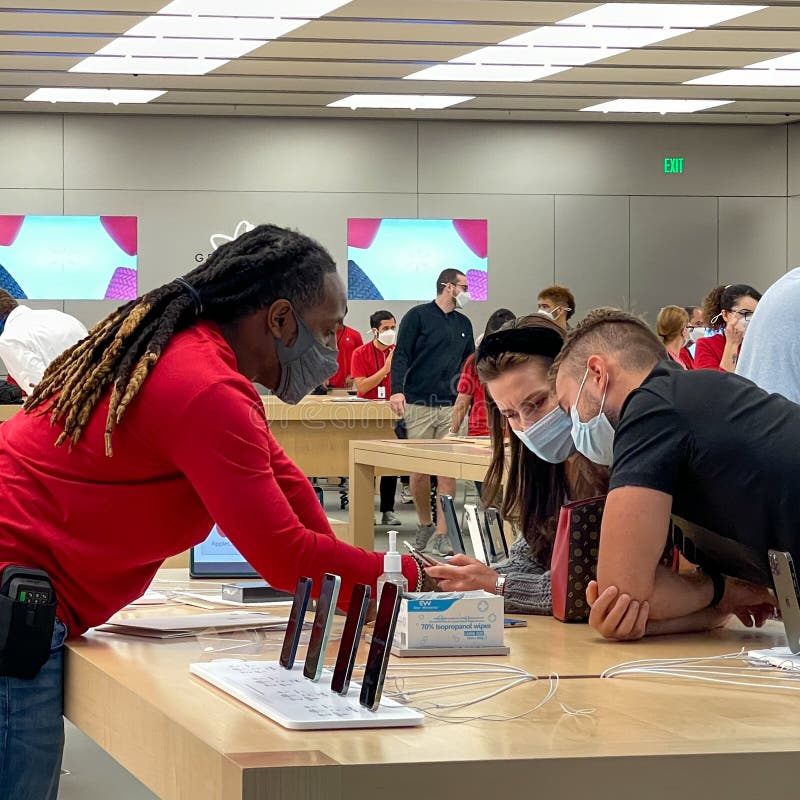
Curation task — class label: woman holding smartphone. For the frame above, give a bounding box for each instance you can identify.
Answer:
[425,314,608,614]
[0,224,431,798]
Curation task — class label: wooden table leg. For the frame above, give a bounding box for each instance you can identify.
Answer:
[349,446,376,551]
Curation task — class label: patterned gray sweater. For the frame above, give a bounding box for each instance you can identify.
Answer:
[495,536,552,616]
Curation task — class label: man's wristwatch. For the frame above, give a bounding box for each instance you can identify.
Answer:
[494,574,507,596]
[706,571,726,608]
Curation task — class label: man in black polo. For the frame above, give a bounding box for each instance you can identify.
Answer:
[552,308,780,641]
[390,268,474,555]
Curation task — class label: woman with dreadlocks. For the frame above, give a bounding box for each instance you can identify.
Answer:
[0,224,426,798]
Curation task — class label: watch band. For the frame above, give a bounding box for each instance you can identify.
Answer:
[494,574,507,596]
[706,571,726,608]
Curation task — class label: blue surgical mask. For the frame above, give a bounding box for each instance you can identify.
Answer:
[274,310,339,405]
[570,368,615,466]
[512,405,576,463]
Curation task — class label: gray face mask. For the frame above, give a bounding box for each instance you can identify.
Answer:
[274,310,339,405]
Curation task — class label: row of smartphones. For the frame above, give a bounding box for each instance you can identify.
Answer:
[278,574,402,711]
[439,495,509,564]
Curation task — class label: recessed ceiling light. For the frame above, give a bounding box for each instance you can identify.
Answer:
[97,36,264,60]
[582,98,733,113]
[563,3,764,28]
[405,3,764,83]
[25,88,165,104]
[159,0,347,16]
[328,94,474,110]
[125,14,305,41]
[70,56,224,75]
[70,0,350,76]
[451,45,628,68]
[408,64,568,82]
[687,52,800,86]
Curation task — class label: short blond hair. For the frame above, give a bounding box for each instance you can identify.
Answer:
[656,305,689,344]
[538,285,576,320]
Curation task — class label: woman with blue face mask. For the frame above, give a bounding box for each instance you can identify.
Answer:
[425,313,615,615]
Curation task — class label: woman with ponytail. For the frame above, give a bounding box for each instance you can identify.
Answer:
[0,224,426,797]
[695,283,761,372]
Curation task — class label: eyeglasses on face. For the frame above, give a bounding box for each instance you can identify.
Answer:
[731,309,754,321]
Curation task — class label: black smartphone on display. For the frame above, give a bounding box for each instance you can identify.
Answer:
[303,573,341,682]
[768,550,800,655]
[330,583,371,696]
[438,494,466,555]
[279,576,312,670]
[484,508,509,560]
[359,581,402,712]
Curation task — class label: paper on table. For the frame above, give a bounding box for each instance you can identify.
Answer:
[96,611,290,639]
[129,590,169,606]
[175,591,293,610]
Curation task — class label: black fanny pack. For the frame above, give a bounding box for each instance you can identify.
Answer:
[0,566,57,679]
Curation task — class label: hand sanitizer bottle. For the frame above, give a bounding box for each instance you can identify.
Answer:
[377,530,408,604]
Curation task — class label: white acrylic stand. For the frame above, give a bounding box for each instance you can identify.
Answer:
[190,659,424,730]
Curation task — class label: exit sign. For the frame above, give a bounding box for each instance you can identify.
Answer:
[664,157,684,174]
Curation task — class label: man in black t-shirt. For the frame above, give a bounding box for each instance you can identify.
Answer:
[390,268,474,555]
[551,308,779,641]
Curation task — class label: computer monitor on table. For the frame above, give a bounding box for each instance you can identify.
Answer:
[190,524,258,579]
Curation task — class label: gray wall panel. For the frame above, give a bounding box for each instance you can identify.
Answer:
[417,193,555,336]
[789,196,800,270]
[555,195,629,317]
[0,190,63,215]
[419,121,786,197]
[630,197,718,323]
[718,197,787,293]
[0,115,62,189]
[789,124,800,197]
[63,116,418,194]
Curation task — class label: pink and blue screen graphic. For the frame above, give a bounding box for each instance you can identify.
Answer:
[0,215,138,301]
[347,218,488,301]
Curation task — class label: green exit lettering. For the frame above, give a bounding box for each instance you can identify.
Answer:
[664,157,684,174]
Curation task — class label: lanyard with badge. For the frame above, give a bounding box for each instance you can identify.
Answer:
[373,345,388,399]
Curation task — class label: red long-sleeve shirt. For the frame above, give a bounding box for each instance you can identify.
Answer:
[0,322,417,636]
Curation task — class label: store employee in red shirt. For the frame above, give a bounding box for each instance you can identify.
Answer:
[327,317,363,389]
[351,310,401,525]
[0,224,426,799]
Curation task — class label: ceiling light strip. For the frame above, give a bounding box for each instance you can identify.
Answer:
[406,3,765,83]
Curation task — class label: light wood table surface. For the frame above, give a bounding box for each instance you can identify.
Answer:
[0,404,21,421]
[65,569,796,800]
[349,438,492,549]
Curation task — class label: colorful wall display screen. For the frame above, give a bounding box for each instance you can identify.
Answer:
[347,218,488,301]
[0,215,138,300]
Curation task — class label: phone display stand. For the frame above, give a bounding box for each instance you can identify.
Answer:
[190,659,424,731]
[364,633,509,659]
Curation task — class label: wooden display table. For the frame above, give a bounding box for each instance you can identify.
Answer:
[349,438,493,549]
[64,569,796,800]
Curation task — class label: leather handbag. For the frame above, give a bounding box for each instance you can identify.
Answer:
[551,495,605,623]
[551,496,680,623]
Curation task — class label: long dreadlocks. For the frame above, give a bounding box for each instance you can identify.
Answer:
[24,224,337,456]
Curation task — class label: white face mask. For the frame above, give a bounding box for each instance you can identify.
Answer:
[570,368,616,466]
[689,327,706,344]
[455,290,471,309]
[538,308,559,322]
[376,329,396,346]
[512,405,576,464]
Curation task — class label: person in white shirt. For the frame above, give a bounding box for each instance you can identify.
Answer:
[0,290,88,394]
[736,267,800,404]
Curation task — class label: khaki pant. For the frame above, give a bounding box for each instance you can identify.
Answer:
[404,404,454,440]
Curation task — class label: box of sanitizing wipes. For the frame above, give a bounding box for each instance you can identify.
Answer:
[395,591,504,649]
